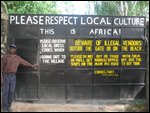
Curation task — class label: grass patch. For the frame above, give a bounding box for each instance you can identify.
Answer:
[125,100,149,112]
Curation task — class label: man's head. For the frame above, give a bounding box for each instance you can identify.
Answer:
[9,44,17,54]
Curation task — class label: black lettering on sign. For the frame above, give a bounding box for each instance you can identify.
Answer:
[68,39,94,52]
[69,54,93,67]
[94,54,119,67]
[10,15,79,25]
[40,54,66,64]
[39,38,66,65]
[113,17,145,27]
[10,15,145,27]
[121,53,146,68]
[90,28,121,36]
[39,39,66,53]
[122,39,144,52]
[95,39,120,52]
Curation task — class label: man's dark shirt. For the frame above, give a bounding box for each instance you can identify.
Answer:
[1,54,32,74]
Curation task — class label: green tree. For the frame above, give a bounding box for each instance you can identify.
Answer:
[56,1,75,14]
[4,1,58,14]
[94,1,149,19]
[94,1,119,15]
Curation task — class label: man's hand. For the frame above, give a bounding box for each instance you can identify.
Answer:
[32,64,39,70]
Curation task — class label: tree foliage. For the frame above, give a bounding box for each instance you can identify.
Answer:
[4,1,149,20]
[56,1,75,14]
[94,1,119,16]
[4,1,58,14]
[94,1,149,19]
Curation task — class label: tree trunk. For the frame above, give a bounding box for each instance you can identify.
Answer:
[146,21,149,111]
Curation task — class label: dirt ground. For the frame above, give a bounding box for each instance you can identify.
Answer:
[9,102,129,112]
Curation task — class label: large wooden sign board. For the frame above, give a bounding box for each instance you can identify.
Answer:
[9,15,146,101]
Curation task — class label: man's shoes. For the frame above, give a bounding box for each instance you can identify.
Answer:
[2,108,13,112]
[8,108,13,112]
[2,109,9,112]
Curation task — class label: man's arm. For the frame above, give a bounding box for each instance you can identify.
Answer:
[19,57,38,69]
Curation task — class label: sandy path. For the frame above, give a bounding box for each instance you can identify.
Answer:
[10,102,129,112]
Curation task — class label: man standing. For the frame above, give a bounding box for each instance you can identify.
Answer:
[1,44,38,112]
